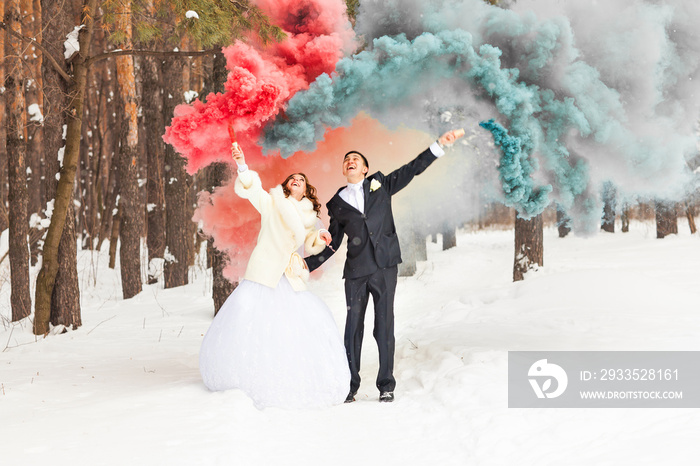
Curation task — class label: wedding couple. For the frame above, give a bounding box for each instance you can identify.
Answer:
[199,129,465,409]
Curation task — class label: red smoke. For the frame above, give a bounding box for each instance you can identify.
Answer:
[196,113,432,281]
[164,1,437,282]
[163,0,358,280]
[163,0,356,174]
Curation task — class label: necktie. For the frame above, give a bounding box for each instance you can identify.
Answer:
[351,184,364,213]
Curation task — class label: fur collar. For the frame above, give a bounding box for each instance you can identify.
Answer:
[270,186,317,246]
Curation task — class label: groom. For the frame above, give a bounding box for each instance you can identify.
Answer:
[305,129,465,403]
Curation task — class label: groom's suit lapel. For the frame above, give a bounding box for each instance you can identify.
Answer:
[362,178,373,214]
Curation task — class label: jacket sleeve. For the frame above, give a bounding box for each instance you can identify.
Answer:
[304,228,328,256]
[234,169,270,213]
[305,204,344,272]
[381,148,438,196]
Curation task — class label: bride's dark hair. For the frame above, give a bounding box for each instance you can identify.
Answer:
[281,173,322,217]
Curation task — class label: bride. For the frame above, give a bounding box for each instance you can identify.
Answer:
[199,143,350,409]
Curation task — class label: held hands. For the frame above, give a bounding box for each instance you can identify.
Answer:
[319,231,332,246]
[438,128,466,148]
[231,142,245,166]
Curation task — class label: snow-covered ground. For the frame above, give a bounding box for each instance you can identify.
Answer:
[2,221,699,465]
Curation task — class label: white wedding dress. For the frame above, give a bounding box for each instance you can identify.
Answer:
[199,275,350,409]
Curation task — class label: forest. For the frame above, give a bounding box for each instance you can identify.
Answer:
[1,0,698,338]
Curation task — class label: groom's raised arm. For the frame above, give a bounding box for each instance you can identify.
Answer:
[381,143,444,196]
[383,129,464,195]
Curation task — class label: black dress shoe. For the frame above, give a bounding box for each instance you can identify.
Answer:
[345,391,357,403]
[379,391,394,402]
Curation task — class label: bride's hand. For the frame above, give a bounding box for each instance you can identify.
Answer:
[231,143,245,166]
[320,231,332,246]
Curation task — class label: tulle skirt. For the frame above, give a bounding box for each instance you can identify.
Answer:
[199,276,350,409]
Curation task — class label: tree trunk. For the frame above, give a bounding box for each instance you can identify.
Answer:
[5,0,32,321]
[621,204,630,233]
[33,0,97,335]
[556,206,571,238]
[109,207,121,269]
[414,229,427,261]
[199,50,236,313]
[0,202,8,232]
[51,209,81,329]
[685,202,697,235]
[207,164,236,314]
[114,0,142,299]
[23,0,44,265]
[0,0,6,213]
[513,212,543,282]
[142,55,166,284]
[96,70,119,251]
[601,182,616,233]
[163,54,189,289]
[655,200,678,239]
[398,225,417,277]
[442,224,457,250]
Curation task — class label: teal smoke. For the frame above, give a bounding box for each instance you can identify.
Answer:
[478,119,551,217]
[262,1,699,230]
[263,30,598,221]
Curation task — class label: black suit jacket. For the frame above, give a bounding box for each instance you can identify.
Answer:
[306,147,438,279]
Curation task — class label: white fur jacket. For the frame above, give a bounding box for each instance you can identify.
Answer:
[234,169,327,291]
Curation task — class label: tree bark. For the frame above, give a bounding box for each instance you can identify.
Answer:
[621,203,630,233]
[36,0,82,332]
[114,0,143,299]
[109,207,120,269]
[601,182,616,233]
[556,206,571,238]
[655,200,678,239]
[142,55,166,284]
[51,209,81,329]
[23,0,44,265]
[0,0,6,212]
[163,54,189,288]
[199,50,236,313]
[685,202,696,235]
[442,224,456,250]
[513,212,543,282]
[0,201,8,232]
[5,0,32,321]
[33,0,96,335]
[96,66,119,251]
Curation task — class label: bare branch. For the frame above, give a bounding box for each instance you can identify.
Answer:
[87,48,220,66]
[0,20,73,83]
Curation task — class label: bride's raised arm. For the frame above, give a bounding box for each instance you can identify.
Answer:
[232,144,270,213]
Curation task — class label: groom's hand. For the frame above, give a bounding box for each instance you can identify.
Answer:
[438,128,466,147]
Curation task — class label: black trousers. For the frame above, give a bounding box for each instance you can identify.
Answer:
[344,266,398,393]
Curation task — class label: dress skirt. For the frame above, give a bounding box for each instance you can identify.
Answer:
[199,276,350,409]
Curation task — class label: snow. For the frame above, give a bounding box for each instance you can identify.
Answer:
[186,10,200,20]
[184,90,199,103]
[57,146,65,167]
[1,221,700,465]
[27,103,43,123]
[63,25,84,60]
[163,246,177,263]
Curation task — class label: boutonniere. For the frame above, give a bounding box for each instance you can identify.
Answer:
[369,179,382,192]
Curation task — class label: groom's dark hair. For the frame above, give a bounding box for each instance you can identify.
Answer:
[344,150,369,170]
